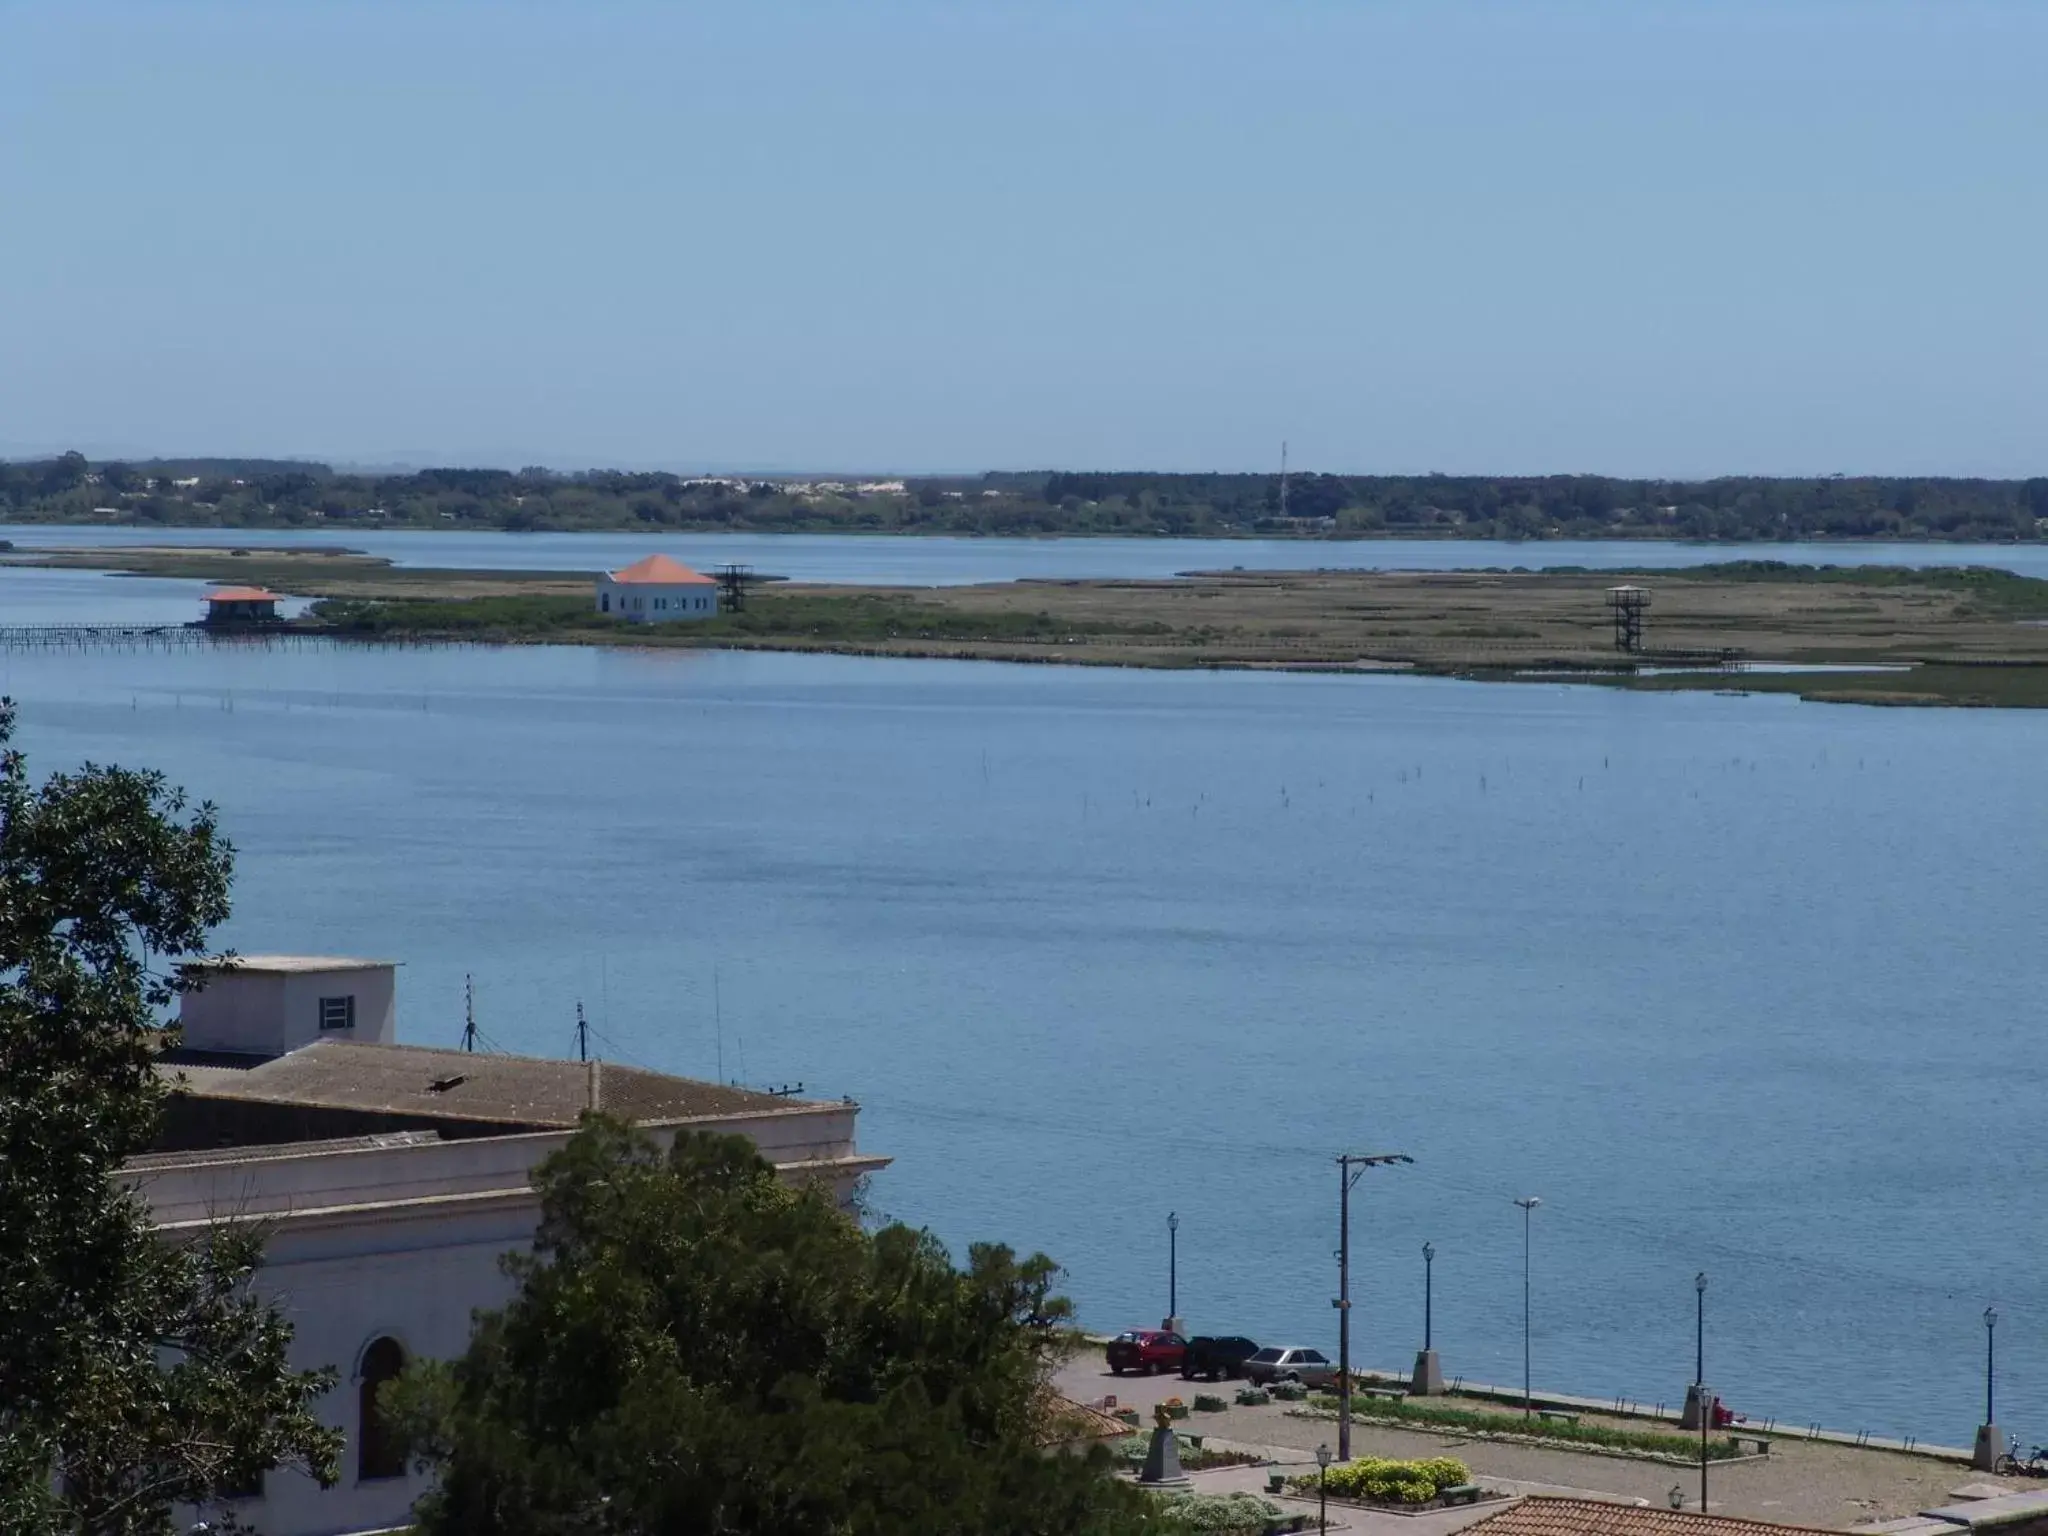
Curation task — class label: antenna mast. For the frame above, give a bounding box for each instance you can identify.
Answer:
[461,974,476,1052]
[575,1001,589,1063]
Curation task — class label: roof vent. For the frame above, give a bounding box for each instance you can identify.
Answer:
[426,1073,468,1094]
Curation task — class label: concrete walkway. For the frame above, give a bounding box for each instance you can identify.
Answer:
[1059,1358,2006,1530]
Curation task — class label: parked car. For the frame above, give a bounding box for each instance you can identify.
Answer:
[1180,1335,1262,1381]
[1241,1346,1337,1388]
[1105,1329,1186,1375]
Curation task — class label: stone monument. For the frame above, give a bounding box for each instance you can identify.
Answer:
[1137,1401,1192,1490]
[1411,1346,1445,1396]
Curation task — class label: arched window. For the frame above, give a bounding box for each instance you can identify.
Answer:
[357,1336,407,1481]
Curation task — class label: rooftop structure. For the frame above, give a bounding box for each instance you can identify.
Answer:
[1466,1497,1835,1536]
[201,586,282,626]
[176,954,396,1061]
[595,553,721,622]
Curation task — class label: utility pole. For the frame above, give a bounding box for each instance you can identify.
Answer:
[461,974,476,1052]
[1335,1151,1413,1461]
[575,1001,589,1063]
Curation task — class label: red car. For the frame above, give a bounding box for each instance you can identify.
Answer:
[1106,1329,1186,1375]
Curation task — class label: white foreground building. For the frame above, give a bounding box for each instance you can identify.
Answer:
[594,552,720,621]
[134,957,886,1536]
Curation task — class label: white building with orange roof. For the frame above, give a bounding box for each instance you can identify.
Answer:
[594,552,720,622]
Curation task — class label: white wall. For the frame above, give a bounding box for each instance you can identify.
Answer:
[142,1103,884,1536]
[592,576,720,622]
[180,965,396,1057]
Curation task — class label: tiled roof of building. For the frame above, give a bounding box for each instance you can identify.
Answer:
[158,1039,812,1128]
[607,554,716,585]
[1465,1498,1837,1536]
[204,586,281,602]
[1036,1393,1134,1448]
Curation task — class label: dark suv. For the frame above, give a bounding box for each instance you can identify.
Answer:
[1180,1335,1261,1381]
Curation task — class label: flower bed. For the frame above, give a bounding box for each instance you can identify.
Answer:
[1287,1455,1471,1507]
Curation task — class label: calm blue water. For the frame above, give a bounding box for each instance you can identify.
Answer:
[7,523,2048,586]
[3,637,2042,1450]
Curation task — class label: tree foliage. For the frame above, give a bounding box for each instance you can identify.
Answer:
[0,700,341,1534]
[394,1117,1146,1536]
[4,452,2046,541]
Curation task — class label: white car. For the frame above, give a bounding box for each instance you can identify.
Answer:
[1241,1346,1337,1388]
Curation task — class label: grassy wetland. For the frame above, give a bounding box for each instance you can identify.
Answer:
[12,544,2048,707]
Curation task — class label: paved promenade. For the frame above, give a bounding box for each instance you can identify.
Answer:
[1054,1358,2006,1530]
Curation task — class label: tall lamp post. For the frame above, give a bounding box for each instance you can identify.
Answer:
[1696,1272,1709,1513]
[1335,1152,1413,1461]
[1412,1242,1444,1395]
[1514,1197,1541,1418]
[1316,1443,1332,1534]
[1166,1212,1179,1329]
[1975,1306,2002,1471]
[1425,1242,1436,1350]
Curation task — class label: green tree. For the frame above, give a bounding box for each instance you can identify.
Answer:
[394,1117,1146,1536]
[0,700,341,1535]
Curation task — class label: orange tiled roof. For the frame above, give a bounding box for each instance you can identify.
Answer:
[1465,1498,1836,1536]
[1035,1392,1134,1447]
[607,554,715,585]
[204,587,280,602]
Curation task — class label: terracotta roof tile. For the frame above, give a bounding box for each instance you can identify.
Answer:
[1466,1497,1836,1536]
[607,554,716,585]
[158,1039,810,1127]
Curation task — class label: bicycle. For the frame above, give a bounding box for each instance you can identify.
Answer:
[1993,1437,2048,1477]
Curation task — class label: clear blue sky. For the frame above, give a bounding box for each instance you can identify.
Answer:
[3,2,2042,477]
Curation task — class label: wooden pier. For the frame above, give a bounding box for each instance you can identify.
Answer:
[0,623,464,653]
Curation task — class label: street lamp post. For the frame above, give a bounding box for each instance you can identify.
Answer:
[1334,1152,1413,1460]
[1412,1242,1445,1395]
[1514,1198,1541,1418]
[1976,1307,2002,1471]
[1167,1212,1179,1329]
[1317,1443,1333,1534]
[1696,1272,1709,1513]
[1424,1242,1436,1352]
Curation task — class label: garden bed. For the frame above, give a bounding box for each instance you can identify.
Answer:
[1294,1393,1747,1463]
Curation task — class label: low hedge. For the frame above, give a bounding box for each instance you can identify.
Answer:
[1150,1491,1304,1534]
[1304,1394,1742,1460]
[1288,1455,1469,1505]
[1193,1394,1229,1413]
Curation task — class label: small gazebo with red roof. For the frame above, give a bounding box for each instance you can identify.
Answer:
[201,586,283,627]
[594,553,720,623]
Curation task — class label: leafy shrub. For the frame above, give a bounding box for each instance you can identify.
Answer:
[1234,1386,1271,1407]
[1193,1393,1228,1413]
[1151,1490,1295,1533]
[1272,1381,1307,1402]
[1291,1455,1470,1505]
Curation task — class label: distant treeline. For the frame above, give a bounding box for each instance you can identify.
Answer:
[4,451,2046,541]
